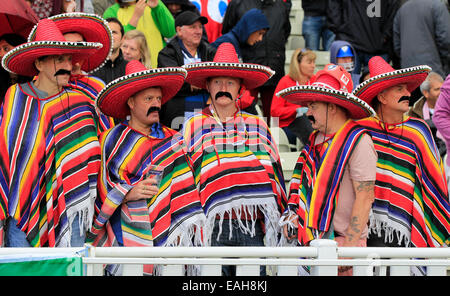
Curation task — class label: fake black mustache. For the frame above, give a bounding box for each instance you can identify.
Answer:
[54,69,72,76]
[307,115,316,123]
[147,106,161,116]
[398,96,410,103]
[215,91,233,101]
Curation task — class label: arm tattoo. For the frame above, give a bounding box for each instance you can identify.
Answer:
[355,180,375,193]
[347,217,360,242]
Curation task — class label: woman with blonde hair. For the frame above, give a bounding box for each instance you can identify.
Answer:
[271,48,316,146]
[121,29,152,69]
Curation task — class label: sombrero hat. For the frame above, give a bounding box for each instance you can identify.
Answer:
[183,42,274,90]
[28,13,113,74]
[353,56,431,105]
[96,60,187,119]
[276,64,375,119]
[1,18,102,77]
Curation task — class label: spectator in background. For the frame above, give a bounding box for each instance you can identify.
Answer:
[93,18,129,85]
[103,0,176,68]
[211,8,269,61]
[221,0,291,122]
[30,0,94,18]
[0,34,32,103]
[121,29,152,68]
[92,0,115,15]
[433,75,450,195]
[393,0,450,105]
[327,0,400,75]
[408,72,446,157]
[301,0,334,51]
[163,0,198,17]
[157,11,216,130]
[271,48,315,147]
[329,40,360,89]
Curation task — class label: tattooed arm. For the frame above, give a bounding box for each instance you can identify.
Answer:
[344,180,375,247]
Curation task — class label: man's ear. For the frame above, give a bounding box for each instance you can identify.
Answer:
[127,96,134,110]
[377,91,387,105]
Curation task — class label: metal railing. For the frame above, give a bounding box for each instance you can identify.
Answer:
[82,239,450,276]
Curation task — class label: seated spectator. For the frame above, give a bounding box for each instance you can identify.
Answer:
[157,11,216,130]
[330,40,360,89]
[408,72,446,157]
[92,17,129,85]
[271,48,316,146]
[121,29,152,68]
[211,8,269,61]
[103,0,176,68]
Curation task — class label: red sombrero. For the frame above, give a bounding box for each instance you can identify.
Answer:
[1,18,102,77]
[276,64,375,119]
[183,42,274,90]
[28,13,113,74]
[96,60,187,119]
[352,56,431,105]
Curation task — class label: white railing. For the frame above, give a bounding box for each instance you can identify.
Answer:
[82,239,450,276]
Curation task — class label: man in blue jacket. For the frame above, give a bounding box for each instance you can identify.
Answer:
[211,8,269,61]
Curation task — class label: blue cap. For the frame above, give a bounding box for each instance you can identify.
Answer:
[336,45,354,58]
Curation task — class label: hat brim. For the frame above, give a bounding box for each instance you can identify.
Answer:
[1,41,103,77]
[353,65,431,105]
[96,67,187,119]
[29,13,113,73]
[183,62,274,90]
[277,85,376,119]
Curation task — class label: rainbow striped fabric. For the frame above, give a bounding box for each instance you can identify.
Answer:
[357,116,450,247]
[0,83,101,247]
[87,122,205,249]
[287,120,369,245]
[182,107,287,246]
[69,75,115,133]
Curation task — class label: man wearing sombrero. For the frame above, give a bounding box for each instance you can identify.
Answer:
[277,64,377,275]
[88,60,206,275]
[0,18,103,247]
[354,56,450,253]
[27,12,115,132]
[182,42,287,276]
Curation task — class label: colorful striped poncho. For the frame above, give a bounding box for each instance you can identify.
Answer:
[69,75,115,133]
[286,120,370,245]
[87,122,206,250]
[357,116,450,247]
[0,82,101,247]
[182,107,287,246]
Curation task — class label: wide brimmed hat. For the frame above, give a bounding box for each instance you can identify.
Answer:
[28,13,113,73]
[1,18,102,77]
[96,60,187,119]
[183,42,274,90]
[353,56,431,105]
[276,64,375,119]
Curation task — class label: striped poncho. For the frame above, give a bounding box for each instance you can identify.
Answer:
[87,122,205,250]
[286,120,370,245]
[69,75,115,133]
[357,116,450,247]
[182,107,287,246]
[0,82,101,247]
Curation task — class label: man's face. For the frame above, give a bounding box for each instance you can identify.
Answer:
[108,21,123,52]
[64,32,85,74]
[423,79,443,103]
[378,83,411,114]
[206,76,241,109]
[127,87,162,127]
[121,38,141,62]
[35,54,73,86]
[246,29,267,46]
[306,101,330,134]
[0,39,14,60]
[176,20,203,48]
[336,56,354,72]
[167,3,182,15]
